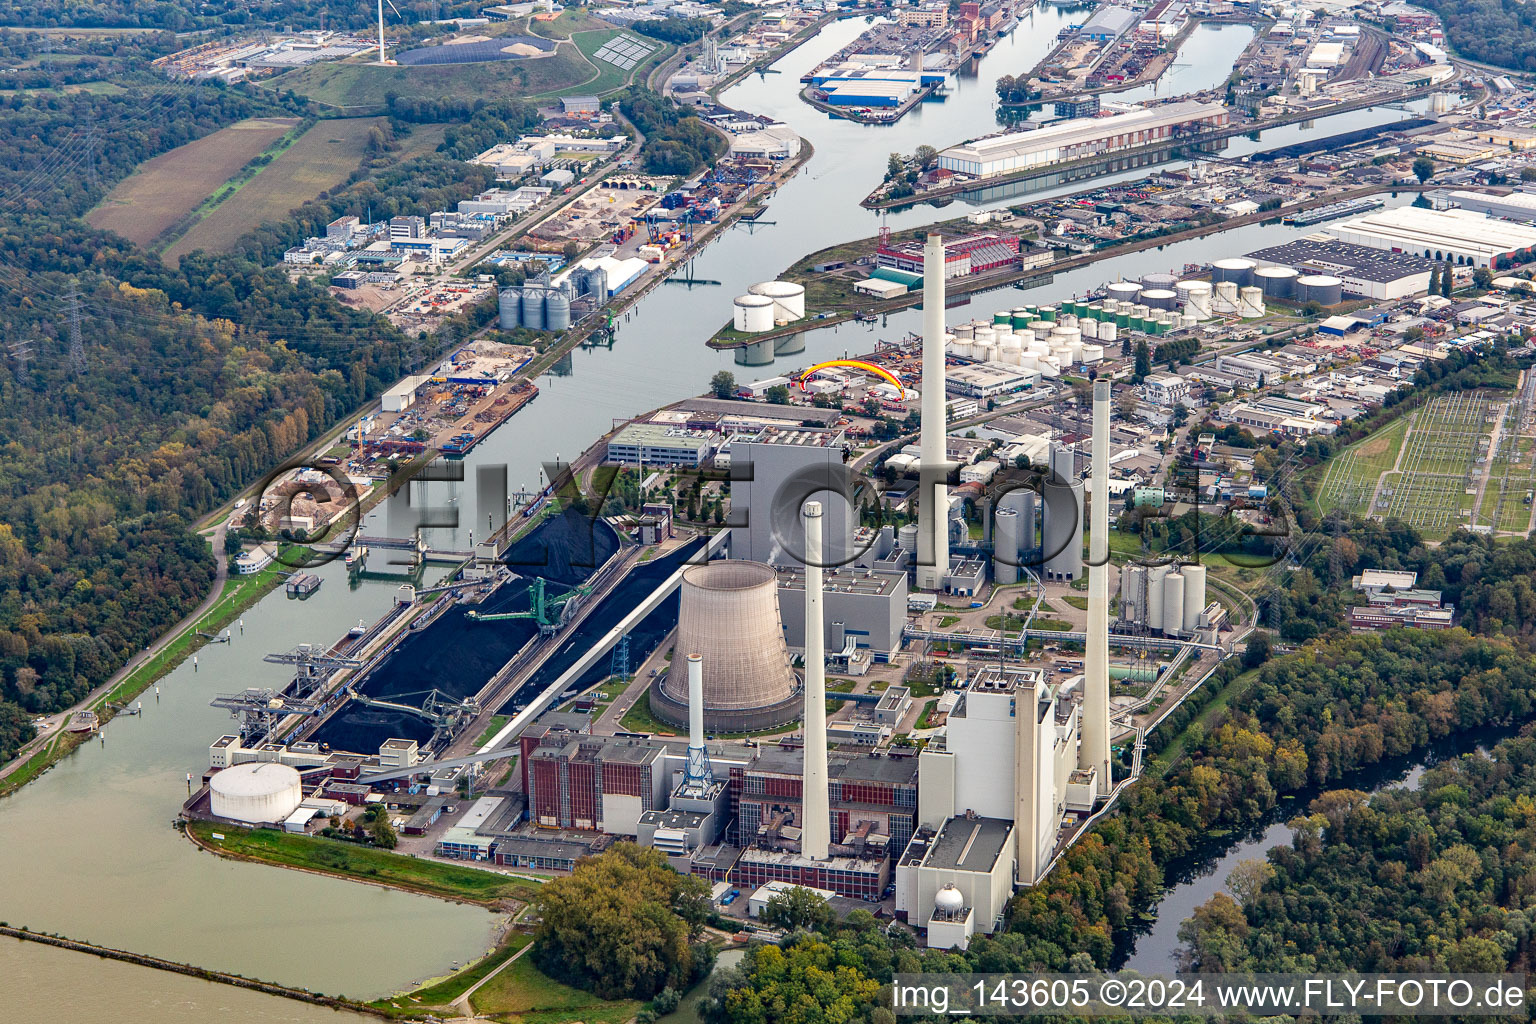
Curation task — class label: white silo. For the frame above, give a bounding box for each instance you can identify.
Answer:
[1146,563,1170,631]
[1181,563,1207,633]
[1081,343,1104,364]
[210,762,303,824]
[1162,571,1185,635]
[750,280,806,321]
[994,506,1021,584]
[733,294,774,333]
[1081,317,1100,340]
[1119,563,1146,624]
[1100,322,1118,345]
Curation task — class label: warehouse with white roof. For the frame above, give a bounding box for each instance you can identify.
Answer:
[1325,206,1536,269]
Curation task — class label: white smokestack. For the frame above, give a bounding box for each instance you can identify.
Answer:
[687,653,704,752]
[377,0,386,64]
[1082,379,1112,789]
[801,500,830,860]
[916,233,949,592]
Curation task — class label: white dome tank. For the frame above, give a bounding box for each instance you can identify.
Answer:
[1239,286,1265,318]
[1106,281,1141,304]
[974,326,997,347]
[974,341,997,363]
[1080,318,1100,340]
[749,280,806,321]
[733,294,774,333]
[1215,280,1239,307]
[1021,354,1041,371]
[210,762,303,824]
[1182,281,1213,319]
[935,884,966,918]
[1059,314,1079,329]
[1015,329,1036,346]
[954,323,975,340]
[1100,323,1118,343]
[1001,332,1023,354]
[1080,343,1104,364]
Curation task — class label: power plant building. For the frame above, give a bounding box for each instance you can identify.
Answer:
[727,428,854,568]
[774,565,908,661]
[937,101,1228,179]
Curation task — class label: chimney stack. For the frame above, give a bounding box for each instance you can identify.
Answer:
[916,233,950,592]
[682,652,714,791]
[1082,380,1112,789]
[801,500,830,860]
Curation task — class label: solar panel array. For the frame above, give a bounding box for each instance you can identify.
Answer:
[592,34,656,71]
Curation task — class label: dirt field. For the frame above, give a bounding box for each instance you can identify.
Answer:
[163,118,385,264]
[85,117,299,247]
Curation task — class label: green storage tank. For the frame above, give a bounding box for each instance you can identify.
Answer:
[1011,314,1032,329]
[1038,306,1057,321]
[993,312,1012,326]
[1116,312,1130,328]
[1110,665,1161,682]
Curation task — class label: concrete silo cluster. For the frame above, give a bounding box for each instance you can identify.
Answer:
[1117,561,1208,636]
[498,283,572,332]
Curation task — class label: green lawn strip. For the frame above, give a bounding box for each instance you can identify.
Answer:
[186,821,540,905]
[988,613,1072,631]
[475,715,510,747]
[470,947,640,1021]
[372,933,534,1016]
[1061,595,1090,611]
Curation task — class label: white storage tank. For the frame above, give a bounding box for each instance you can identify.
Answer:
[1001,332,1023,356]
[1021,354,1041,371]
[1100,322,1118,344]
[1080,343,1104,364]
[733,294,775,333]
[1067,341,1083,364]
[211,762,303,824]
[1015,329,1036,346]
[1162,571,1185,635]
[749,280,806,321]
[497,288,520,330]
[1146,563,1169,631]
[994,507,1021,585]
[1181,563,1207,633]
[1141,288,1178,310]
[975,326,997,347]
[521,287,546,331]
[545,289,571,331]
[1059,314,1079,329]
[1051,326,1081,344]
[1080,318,1100,339]
[974,341,997,363]
[1181,281,1213,319]
[1214,280,1240,310]
[1107,281,1141,305]
[1131,303,1151,320]
[954,323,976,340]
[1239,286,1265,318]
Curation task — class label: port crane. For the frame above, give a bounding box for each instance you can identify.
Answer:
[345,688,481,749]
[210,687,331,744]
[264,643,365,697]
[465,577,595,634]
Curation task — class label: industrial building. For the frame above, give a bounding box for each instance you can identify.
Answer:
[876,232,1022,279]
[1142,372,1189,407]
[1440,189,1536,224]
[774,565,908,661]
[896,817,1015,951]
[1117,561,1210,636]
[937,101,1228,179]
[1246,238,1434,300]
[650,561,803,732]
[945,361,1039,398]
[727,427,853,567]
[1325,206,1536,269]
[604,423,714,466]
[525,735,670,834]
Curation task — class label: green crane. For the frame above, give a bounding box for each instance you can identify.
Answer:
[466,577,595,634]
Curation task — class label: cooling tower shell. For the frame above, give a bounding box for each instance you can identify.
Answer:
[652,561,801,731]
[733,294,775,333]
[497,288,521,330]
[210,762,302,824]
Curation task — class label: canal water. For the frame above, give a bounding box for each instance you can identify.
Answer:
[0,10,1451,1015]
[1118,728,1504,973]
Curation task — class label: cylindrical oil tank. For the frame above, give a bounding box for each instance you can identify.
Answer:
[1253,265,1299,300]
[1015,329,1036,346]
[974,326,997,347]
[1101,298,1121,315]
[974,341,997,364]
[1059,314,1079,329]
[749,280,806,321]
[1162,571,1185,635]
[1085,302,1105,320]
[1215,280,1239,308]
[1130,302,1150,319]
[1042,478,1084,581]
[1051,326,1081,344]
[211,762,303,824]
[1119,563,1146,624]
[1182,281,1213,319]
[1080,343,1104,364]
[1146,563,1170,631]
[1000,331,1023,355]
[1239,286,1265,318]
[497,288,520,330]
[954,322,975,340]
[1029,319,1052,333]
[1141,272,1178,292]
[899,523,919,552]
[993,311,1013,326]
[521,287,546,331]
[1114,311,1130,328]
[1100,322,1118,344]
[1295,274,1343,306]
[1038,306,1058,321]
[1141,288,1178,310]
[544,289,571,331]
[1067,341,1084,364]
[1081,318,1100,340]
[1181,562,1207,633]
[1107,281,1141,305]
[994,506,1021,585]
[1212,257,1256,287]
[733,293,774,333]
[658,561,800,730]
[1021,354,1041,371]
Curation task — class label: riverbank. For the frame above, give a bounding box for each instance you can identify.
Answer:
[707,181,1437,349]
[184,820,541,909]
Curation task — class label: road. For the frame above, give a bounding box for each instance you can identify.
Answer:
[0,522,230,785]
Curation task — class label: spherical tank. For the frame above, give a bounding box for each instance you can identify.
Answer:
[935,885,966,918]
[733,294,775,333]
[656,561,800,731]
[497,288,521,330]
[521,287,546,331]
[749,280,806,321]
[1162,572,1185,635]
[544,289,572,331]
[210,762,302,824]
[1212,257,1257,287]
[1181,563,1207,633]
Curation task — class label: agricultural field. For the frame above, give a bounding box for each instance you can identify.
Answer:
[162,118,384,263]
[84,116,299,247]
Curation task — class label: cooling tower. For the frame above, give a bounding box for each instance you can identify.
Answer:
[652,561,801,731]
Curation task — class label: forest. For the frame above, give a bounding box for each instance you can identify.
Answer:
[1413,0,1536,72]
[0,0,487,31]
[617,87,728,177]
[1180,730,1536,976]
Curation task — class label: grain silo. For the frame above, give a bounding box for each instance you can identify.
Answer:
[545,289,572,331]
[497,288,521,330]
[652,561,801,732]
[521,287,546,331]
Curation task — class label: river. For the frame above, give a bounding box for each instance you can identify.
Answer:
[0,9,1452,1016]
[1118,729,1504,973]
